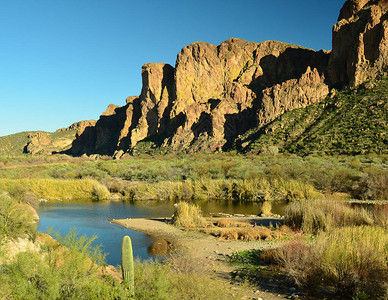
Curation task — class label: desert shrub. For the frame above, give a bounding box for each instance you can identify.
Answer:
[169,272,245,300]
[285,199,373,234]
[0,192,36,240]
[171,202,208,229]
[275,240,320,291]
[134,260,171,300]
[350,167,388,200]
[167,253,202,275]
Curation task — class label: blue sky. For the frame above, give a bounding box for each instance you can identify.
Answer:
[0,0,344,136]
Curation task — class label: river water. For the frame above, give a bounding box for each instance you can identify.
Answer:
[37,200,286,266]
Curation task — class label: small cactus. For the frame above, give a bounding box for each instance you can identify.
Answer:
[121,235,134,295]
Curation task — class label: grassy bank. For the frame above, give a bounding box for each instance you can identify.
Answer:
[0,178,109,201]
[0,153,386,202]
[124,178,320,202]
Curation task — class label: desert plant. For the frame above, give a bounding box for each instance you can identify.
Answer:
[121,236,135,295]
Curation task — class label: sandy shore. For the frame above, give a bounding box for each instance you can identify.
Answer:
[111,217,292,300]
[111,217,283,259]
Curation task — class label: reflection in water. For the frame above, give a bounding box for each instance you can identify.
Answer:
[148,239,170,256]
[198,201,286,216]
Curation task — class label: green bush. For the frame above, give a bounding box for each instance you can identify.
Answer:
[0,230,132,299]
[0,192,36,240]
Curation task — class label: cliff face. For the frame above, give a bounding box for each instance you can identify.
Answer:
[168,39,329,150]
[328,0,388,87]
[69,0,387,156]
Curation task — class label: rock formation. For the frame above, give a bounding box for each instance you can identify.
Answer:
[67,0,387,156]
[24,132,52,154]
[56,120,97,135]
[329,0,388,87]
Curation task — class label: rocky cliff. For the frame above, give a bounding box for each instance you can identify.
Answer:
[329,0,388,87]
[69,0,387,157]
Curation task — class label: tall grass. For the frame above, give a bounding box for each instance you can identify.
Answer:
[284,199,374,234]
[171,202,208,229]
[0,178,109,200]
[277,226,388,299]
[124,178,320,202]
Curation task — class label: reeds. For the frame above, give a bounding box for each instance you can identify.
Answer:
[284,199,374,234]
[171,202,208,229]
[0,178,110,200]
[124,178,320,202]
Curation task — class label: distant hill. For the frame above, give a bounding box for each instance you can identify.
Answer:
[0,130,77,156]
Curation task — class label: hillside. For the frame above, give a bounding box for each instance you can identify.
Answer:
[236,76,388,155]
[0,130,77,156]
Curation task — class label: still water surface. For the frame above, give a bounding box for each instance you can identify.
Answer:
[37,200,286,266]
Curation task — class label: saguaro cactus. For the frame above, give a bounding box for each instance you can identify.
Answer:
[121,235,134,294]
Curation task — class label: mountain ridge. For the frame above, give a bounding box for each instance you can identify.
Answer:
[2,0,387,157]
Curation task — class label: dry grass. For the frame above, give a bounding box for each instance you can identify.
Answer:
[217,226,273,241]
[171,202,208,229]
[215,219,251,228]
[373,204,388,228]
[272,225,292,239]
[260,201,272,215]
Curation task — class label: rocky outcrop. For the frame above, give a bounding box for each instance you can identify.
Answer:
[56,120,97,135]
[68,0,386,156]
[329,0,388,87]
[71,63,175,156]
[24,129,80,155]
[24,132,52,154]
